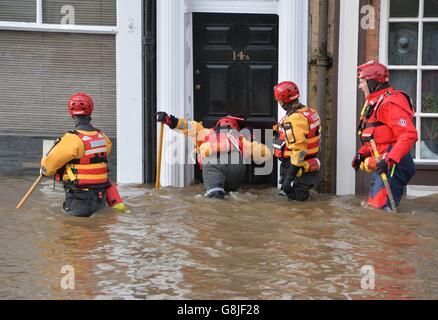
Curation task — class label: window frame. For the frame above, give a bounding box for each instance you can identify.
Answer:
[0,0,117,34]
[380,0,438,164]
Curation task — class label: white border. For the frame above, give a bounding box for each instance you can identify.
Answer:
[157,0,309,187]
[336,0,360,195]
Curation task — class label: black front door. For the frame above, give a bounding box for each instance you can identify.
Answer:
[193,13,278,184]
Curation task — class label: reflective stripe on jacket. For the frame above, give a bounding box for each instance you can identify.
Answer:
[273,106,321,166]
[61,131,109,186]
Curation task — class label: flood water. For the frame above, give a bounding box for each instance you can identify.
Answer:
[1,175,438,300]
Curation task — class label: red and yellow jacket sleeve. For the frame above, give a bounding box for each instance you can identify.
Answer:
[174,118,211,148]
[241,138,271,163]
[40,131,112,176]
[283,113,309,166]
[41,133,85,176]
[378,102,418,163]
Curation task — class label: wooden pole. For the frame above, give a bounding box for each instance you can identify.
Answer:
[156,122,164,190]
[16,175,44,209]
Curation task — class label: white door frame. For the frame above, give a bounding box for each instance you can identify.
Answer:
[336,0,360,195]
[157,0,309,187]
[116,0,144,184]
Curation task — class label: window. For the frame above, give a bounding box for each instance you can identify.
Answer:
[0,0,36,22]
[0,31,116,137]
[383,0,438,162]
[0,1,116,26]
[0,0,117,175]
[43,0,116,26]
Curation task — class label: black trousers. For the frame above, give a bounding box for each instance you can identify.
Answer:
[63,185,107,217]
[202,152,246,196]
[280,159,320,201]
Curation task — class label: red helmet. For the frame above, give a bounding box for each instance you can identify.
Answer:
[274,81,300,104]
[68,93,94,116]
[357,61,389,83]
[215,116,242,130]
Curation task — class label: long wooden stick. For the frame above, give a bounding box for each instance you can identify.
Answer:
[156,122,164,190]
[16,175,44,209]
[369,140,397,213]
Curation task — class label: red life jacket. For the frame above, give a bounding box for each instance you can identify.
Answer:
[273,107,321,159]
[58,131,109,187]
[358,88,415,145]
[197,128,244,167]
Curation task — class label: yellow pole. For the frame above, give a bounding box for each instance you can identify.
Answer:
[156,122,164,190]
[369,139,397,213]
[16,175,44,209]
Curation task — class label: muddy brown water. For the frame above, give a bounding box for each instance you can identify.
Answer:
[1,175,438,300]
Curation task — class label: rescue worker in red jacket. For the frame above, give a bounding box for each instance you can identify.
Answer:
[41,93,129,217]
[352,61,418,210]
[273,81,321,201]
[156,112,271,199]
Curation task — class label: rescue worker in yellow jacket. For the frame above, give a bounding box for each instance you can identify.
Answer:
[41,93,129,217]
[273,81,321,201]
[156,113,271,199]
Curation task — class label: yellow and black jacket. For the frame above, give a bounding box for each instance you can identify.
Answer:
[41,130,112,187]
[273,105,321,167]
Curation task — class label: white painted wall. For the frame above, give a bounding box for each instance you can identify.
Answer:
[277,0,309,119]
[116,0,144,183]
[336,0,360,195]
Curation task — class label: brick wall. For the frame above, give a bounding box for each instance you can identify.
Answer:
[360,0,380,63]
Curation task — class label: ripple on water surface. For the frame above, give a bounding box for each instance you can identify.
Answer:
[0,176,437,299]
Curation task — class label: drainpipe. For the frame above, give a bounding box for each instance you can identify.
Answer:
[144,0,157,183]
[316,0,330,193]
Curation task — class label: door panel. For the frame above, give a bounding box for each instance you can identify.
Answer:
[206,64,230,114]
[249,65,275,115]
[193,13,278,184]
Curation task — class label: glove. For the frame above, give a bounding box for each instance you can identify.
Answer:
[361,157,377,173]
[361,157,374,173]
[156,112,178,129]
[362,154,396,175]
[112,202,132,214]
[351,153,365,172]
[199,142,212,159]
[40,167,48,177]
[376,158,396,175]
[280,164,301,194]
